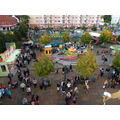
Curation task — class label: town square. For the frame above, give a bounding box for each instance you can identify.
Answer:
[0,15,120,105]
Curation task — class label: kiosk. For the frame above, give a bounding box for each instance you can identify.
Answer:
[44,45,52,56]
[0,44,21,77]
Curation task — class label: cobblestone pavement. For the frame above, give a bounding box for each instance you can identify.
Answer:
[0,44,120,105]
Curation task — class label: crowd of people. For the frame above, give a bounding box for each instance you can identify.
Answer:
[56,65,87,105]
[97,67,120,90]
[15,44,52,105]
[1,31,120,105]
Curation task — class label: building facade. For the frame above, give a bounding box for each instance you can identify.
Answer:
[0,15,19,31]
[29,15,102,29]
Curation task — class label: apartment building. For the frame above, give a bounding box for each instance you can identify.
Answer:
[29,15,102,29]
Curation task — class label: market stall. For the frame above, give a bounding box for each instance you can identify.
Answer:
[44,45,52,56]
[0,44,21,77]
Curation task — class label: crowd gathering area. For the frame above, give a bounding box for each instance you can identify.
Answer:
[1,30,120,105]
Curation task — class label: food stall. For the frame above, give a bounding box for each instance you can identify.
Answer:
[0,44,21,77]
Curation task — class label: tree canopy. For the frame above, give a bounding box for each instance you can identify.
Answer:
[40,33,51,45]
[0,32,6,53]
[34,26,39,33]
[112,53,120,72]
[99,30,112,43]
[62,31,71,43]
[117,35,120,42]
[80,32,92,44]
[19,22,28,38]
[21,15,30,25]
[81,24,87,31]
[103,15,112,23]
[34,54,54,77]
[70,25,75,29]
[91,24,97,31]
[76,48,98,78]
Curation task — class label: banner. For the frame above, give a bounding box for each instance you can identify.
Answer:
[0,43,16,62]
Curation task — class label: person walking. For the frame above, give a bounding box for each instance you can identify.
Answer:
[32,78,37,88]
[69,64,73,72]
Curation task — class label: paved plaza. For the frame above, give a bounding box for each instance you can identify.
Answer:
[0,44,120,105]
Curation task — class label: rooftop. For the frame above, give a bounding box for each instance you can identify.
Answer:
[0,15,18,26]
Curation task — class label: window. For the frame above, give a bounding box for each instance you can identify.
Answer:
[1,65,6,72]
[36,20,39,23]
[36,17,39,19]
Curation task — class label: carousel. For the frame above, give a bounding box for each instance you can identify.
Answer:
[66,46,78,57]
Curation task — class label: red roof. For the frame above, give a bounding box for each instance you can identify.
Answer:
[0,15,18,26]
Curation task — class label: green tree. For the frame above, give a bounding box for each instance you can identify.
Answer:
[34,26,39,33]
[46,27,53,31]
[14,30,22,41]
[112,53,120,71]
[117,35,120,42]
[76,48,98,78]
[91,24,97,31]
[4,32,17,42]
[19,22,28,38]
[62,31,71,43]
[99,30,112,43]
[81,24,87,31]
[103,15,112,24]
[40,33,51,45]
[80,32,92,44]
[77,27,81,29]
[70,25,75,29]
[34,54,54,77]
[0,32,6,53]
[21,15,30,25]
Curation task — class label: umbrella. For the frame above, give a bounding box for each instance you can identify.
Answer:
[0,90,3,98]
[20,83,26,88]
[5,89,11,96]
[104,92,111,98]
[0,89,5,98]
